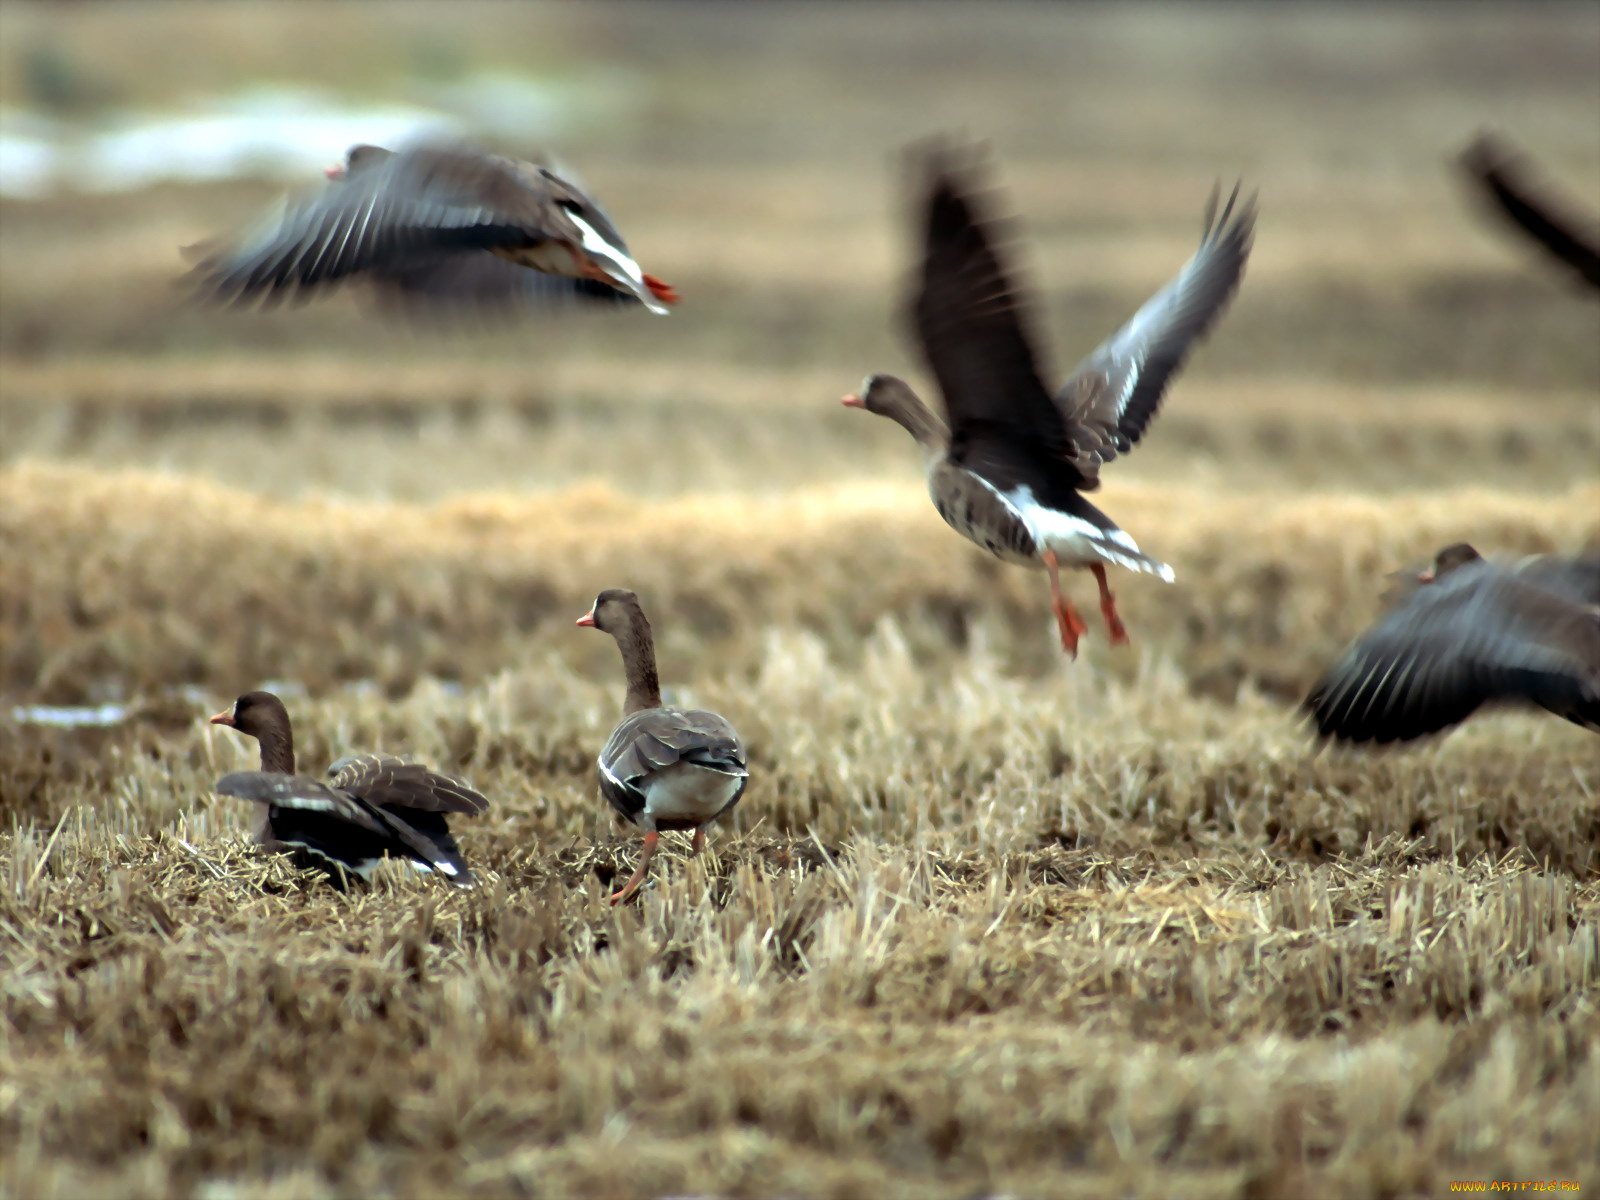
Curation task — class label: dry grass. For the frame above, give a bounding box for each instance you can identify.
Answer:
[3,652,1599,1198]
[3,3,1600,1198]
[3,463,1596,705]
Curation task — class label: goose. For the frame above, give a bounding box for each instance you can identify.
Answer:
[1459,132,1600,292]
[843,143,1255,655]
[187,141,678,315]
[208,690,489,886]
[577,589,748,904]
[1304,543,1600,745]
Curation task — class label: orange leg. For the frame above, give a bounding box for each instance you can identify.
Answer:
[609,830,660,905]
[691,827,706,855]
[1090,563,1129,645]
[1042,549,1088,658]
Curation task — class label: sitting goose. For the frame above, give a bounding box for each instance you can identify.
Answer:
[209,690,489,887]
[577,589,748,904]
[187,141,678,315]
[843,143,1255,656]
[1305,543,1600,745]
[1459,132,1600,293]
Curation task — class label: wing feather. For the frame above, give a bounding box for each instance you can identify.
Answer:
[1460,132,1600,291]
[187,144,571,307]
[906,144,1070,464]
[1055,183,1257,478]
[326,753,490,816]
[1305,559,1600,744]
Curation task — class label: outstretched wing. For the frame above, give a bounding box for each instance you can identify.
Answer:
[1304,563,1600,745]
[1459,132,1600,291]
[907,143,1071,467]
[1054,183,1256,482]
[326,753,490,816]
[214,769,474,884]
[216,770,385,830]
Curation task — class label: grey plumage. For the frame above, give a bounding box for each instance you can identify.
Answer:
[185,140,674,313]
[1305,545,1600,746]
[324,753,490,817]
[846,141,1253,654]
[214,770,474,886]
[208,690,488,887]
[906,141,1256,494]
[578,588,750,903]
[1052,182,1257,483]
[598,707,749,829]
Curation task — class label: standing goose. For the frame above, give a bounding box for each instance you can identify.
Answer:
[187,141,679,315]
[1304,543,1600,745]
[209,690,490,887]
[843,143,1256,655]
[1459,132,1600,292]
[577,589,749,904]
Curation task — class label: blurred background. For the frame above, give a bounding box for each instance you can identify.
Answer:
[1,1,1596,709]
[3,9,1598,1194]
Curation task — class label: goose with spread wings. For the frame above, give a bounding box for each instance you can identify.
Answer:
[209,690,490,886]
[843,144,1256,655]
[1305,543,1600,746]
[1459,132,1600,293]
[186,141,679,316]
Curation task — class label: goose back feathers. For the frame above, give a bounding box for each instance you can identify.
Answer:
[597,708,748,832]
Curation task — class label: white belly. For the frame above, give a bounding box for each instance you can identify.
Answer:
[1005,486,1175,582]
[642,760,743,823]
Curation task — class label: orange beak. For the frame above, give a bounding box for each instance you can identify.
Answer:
[575,612,597,628]
[324,163,346,181]
[643,275,680,305]
[841,394,865,408]
[1416,570,1435,584]
[209,709,235,726]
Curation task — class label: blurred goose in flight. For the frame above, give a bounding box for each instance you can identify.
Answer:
[1304,543,1600,745]
[843,143,1255,655]
[577,589,749,904]
[1459,132,1600,292]
[209,690,490,887]
[187,141,679,315]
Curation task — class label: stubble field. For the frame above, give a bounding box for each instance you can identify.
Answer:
[2,4,1599,1197]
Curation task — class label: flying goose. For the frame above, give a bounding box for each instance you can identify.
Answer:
[577,589,749,904]
[1459,132,1600,292]
[187,141,679,315]
[1304,543,1600,745]
[843,143,1256,655]
[209,690,490,887]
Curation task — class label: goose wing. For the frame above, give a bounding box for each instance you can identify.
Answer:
[1460,132,1600,291]
[1053,184,1256,483]
[1305,562,1600,744]
[327,753,490,816]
